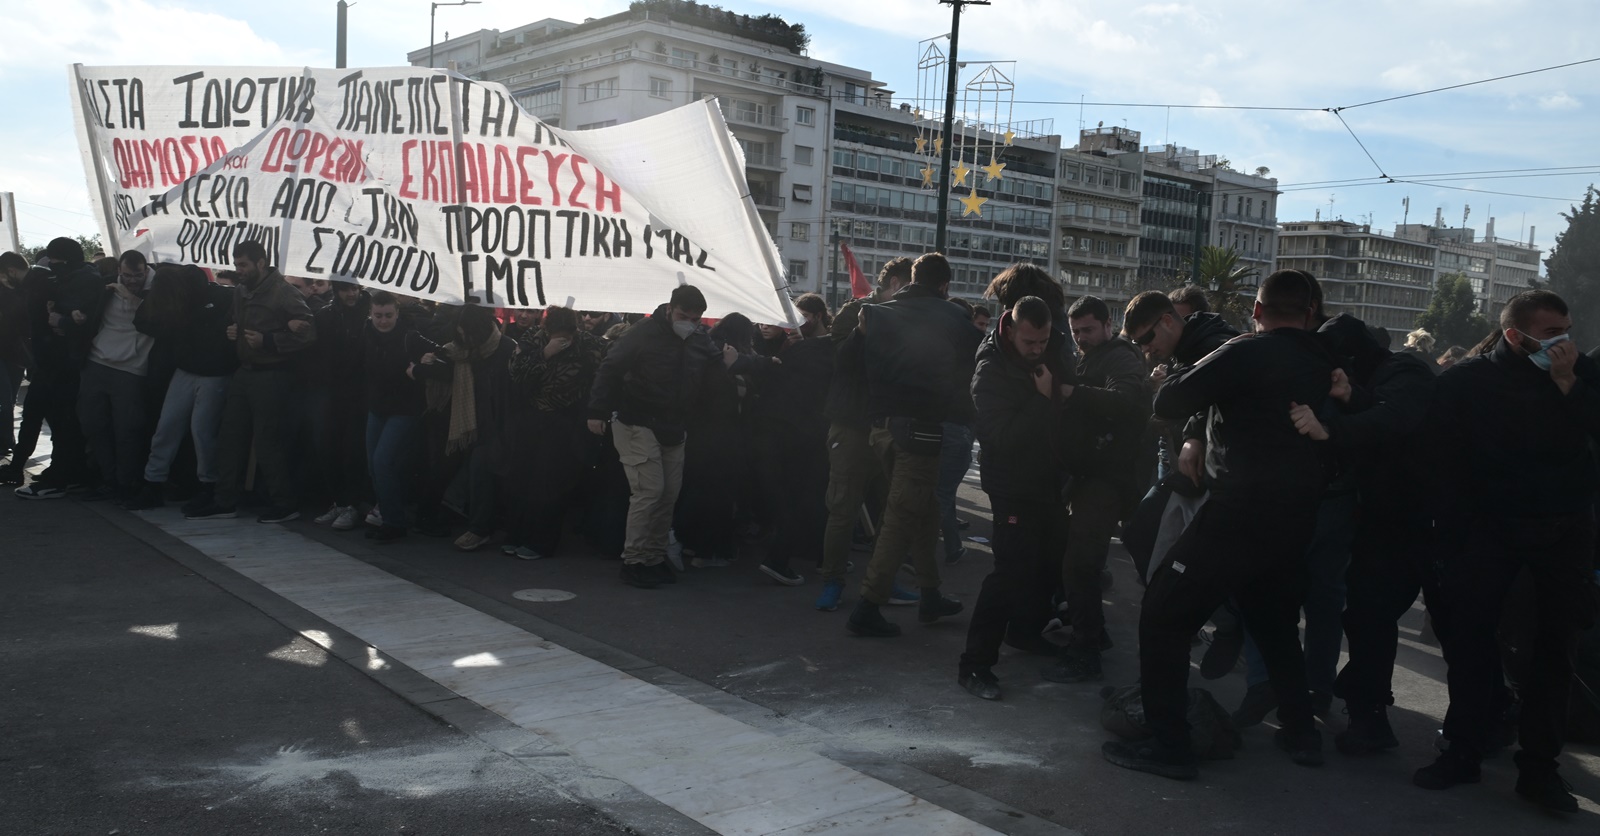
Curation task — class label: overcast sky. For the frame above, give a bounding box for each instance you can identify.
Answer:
[5,0,1596,263]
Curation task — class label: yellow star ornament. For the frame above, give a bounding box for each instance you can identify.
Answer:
[915,136,927,154]
[920,165,936,187]
[1002,129,1016,146]
[982,156,1007,182]
[959,189,988,217]
[934,137,944,154]
[951,161,972,187]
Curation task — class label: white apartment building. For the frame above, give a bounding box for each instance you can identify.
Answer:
[1394,219,1543,315]
[1276,220,1438,332]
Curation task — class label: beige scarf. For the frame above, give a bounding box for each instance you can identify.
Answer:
[427,328,503,453]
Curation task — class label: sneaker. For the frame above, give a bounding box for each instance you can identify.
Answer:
[500,542,523,556]
[1274,727,1325,767]
[181,484,216,516]
[454,531,490,551]
[257,506,301,524]
[846,601,901,638]
[691,555,732,568]
[366,524,408,544]
[1336,705,1400,755]
[1041,651,1103,684]
[184,502,238,520]
[509,546,544,560]
[958,668,1002,701]
[314,503,343,524]
[648,561,678,584]
[16,482,66,500]
[887,583,920,605]
[760,563,804,586]
[815,579,845,611]
[665,530,684,571]
[122,482,165,511]
[1102,739,1199,780]
[917,589,963,624]
[620,562,661,589]
[1231,682,1279,728]
[1413,752,1481,790]
[332,506,358,531]
[365,509,383,527]
[1200,628,1245,680]
[1516,766,1579,813]
[0,463,24,485]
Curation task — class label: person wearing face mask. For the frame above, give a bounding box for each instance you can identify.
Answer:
[588,285,738,589]
[70,250,155,503]
[1411,290,1600,815]
[1104,270,1337,779]
[13,238,103,498]
[184,241,317,523]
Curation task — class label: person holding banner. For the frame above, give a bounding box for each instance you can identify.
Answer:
[184,241,317,523]
[588,285,732,590]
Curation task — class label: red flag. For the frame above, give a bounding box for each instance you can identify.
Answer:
[841,242,871,299]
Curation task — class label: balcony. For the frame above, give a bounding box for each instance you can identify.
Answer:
[1060,251,1139,269]
[724,107,786,130]
[1218,211,1277,228]
[1059,214,1138,234]
[742,151,785,170]
[750,193,786,211]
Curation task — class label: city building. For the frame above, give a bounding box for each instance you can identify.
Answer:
[1057,126,1144,322]
[1395,218,1542,315]
[1276,219,1438,332]
[1134,145,1279,296]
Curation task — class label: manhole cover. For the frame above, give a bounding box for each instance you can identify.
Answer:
[512,589,576,603]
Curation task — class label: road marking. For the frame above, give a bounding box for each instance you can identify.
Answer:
[138,510,1002,836]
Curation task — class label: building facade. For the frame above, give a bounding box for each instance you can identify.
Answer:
[1056,127,1143,323]
[1276,220,1438,332]
[1393,219,1543,316]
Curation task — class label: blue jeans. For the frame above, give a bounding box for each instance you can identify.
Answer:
[936,422,973,559]
[1243,491,1358,692]
[144,368,231,484]
[367,413,419,529]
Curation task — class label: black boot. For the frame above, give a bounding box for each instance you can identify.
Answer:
[122,481,165,511]
[1515,762,1579,813]
[847,600,901,637]
[917,588,963,623]
[1336,705,1399,755]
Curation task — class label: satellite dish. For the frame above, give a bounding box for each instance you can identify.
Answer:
[1097,120,1103,127]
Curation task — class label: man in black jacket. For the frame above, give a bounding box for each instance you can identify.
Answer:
[588,285,731,589]
[14,238,102,498]
[308,281,371,530]
[1282,314,1435,756]
[1043,295,1150,683]
[958,296,1070,699]
[846,252,980,637]
[1410,290,1600,814]
[1104,270,1334,779]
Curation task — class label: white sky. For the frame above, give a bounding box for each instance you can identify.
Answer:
[4,0,1595,258]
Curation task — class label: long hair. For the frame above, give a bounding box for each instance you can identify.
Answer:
[142,264,208,331]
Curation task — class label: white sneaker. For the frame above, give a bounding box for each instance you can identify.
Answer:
[332,506,358,531]
[666,529,685,571]
[314,504,342,525]
[365,509,383,527]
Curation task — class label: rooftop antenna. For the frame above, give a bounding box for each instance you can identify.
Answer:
[1402,195,1410,226]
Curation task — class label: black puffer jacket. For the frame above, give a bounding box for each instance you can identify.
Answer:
[971,312,1072,501]
[1155,327,1337,495]
[133,283,237,378]
[1170,311,1242,444]
[1064,335,1150,482]
[588,303,725,440]
[861,284,983,424]
[310,291,370,386]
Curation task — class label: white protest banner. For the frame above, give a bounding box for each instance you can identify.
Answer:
[68,65,796,324]
[0,193,19,254]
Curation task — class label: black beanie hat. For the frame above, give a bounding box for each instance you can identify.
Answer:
[44,237,85,265]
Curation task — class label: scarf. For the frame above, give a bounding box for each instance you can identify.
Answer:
[427,328,503,453]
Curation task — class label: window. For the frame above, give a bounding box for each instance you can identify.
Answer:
[580,78,618,102]
[790,223,809,241]
[649,77,672,99]
[1078,238,1091,252]
[1061,234,1075,250]
[794,145,814,166]
[1096,239,1109,254]
[1084,166,1098,184]
[788,260,808,281]
[670,48,698,68]
[1063,163,1079,182]
[796,106,815,126]
[792,184,813,203]
[1114,242,1127,256]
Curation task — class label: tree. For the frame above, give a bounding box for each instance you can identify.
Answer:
[17,233,102,264]
[1181,245,1258,330]
[1545,185,1600,348]
[1415,273,1491,350]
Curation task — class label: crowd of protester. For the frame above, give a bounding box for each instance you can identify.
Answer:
[3,235,1598,817]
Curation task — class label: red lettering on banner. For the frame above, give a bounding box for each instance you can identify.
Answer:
[542,151,568,207]
[491,146,517,204]
[593,169,622,213]
[515,147,543,206]
[567,155,589,210]
[399,139,419,199]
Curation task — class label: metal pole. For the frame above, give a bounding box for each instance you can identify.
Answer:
[336,0,348,69]
[1190,187,1205,286]
[429,4,436,68]
[934,2,961,252]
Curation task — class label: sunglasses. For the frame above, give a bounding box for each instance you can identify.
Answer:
[1130,326,1158,347]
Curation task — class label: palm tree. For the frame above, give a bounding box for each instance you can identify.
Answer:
[1181,246,1259,329]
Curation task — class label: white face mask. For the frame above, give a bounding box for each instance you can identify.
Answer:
[671,320,695,340]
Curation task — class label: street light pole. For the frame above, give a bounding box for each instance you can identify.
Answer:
[336,0,349,69]
[934,0,989,253]
[430,0,481,69]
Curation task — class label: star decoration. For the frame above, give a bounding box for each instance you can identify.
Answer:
[920,165,936,187]
[959,189,988,217]
[1003,129,1016,146]
[982,155,1007,182]
[934,137,944,154]
[951,162,971,187]
[915,136,927,155]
